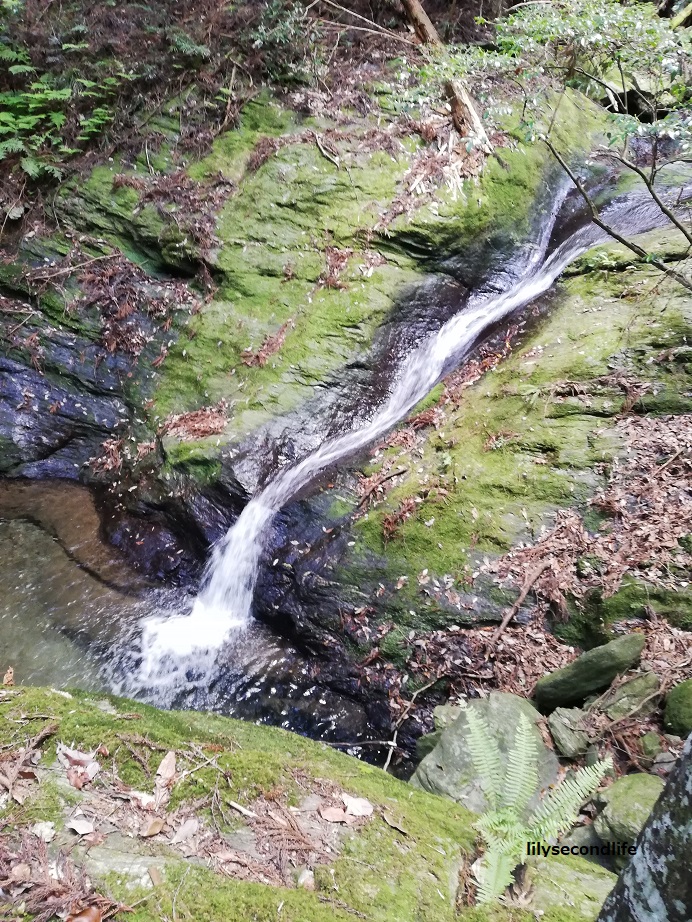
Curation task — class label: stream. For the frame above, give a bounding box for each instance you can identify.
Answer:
[1,175,682,746]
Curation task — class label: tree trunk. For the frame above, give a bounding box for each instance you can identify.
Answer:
[597,732,692,921]
[398,0,491,151]
[399,0,443,45]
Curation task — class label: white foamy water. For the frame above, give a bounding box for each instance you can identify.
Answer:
[131,183,672,691]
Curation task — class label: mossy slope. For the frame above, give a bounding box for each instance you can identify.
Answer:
[1,686,600,922]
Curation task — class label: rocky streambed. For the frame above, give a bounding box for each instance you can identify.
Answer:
[1,46,692,922]
[2,82,692,754]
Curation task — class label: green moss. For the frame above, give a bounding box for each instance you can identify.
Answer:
[582,579,692,633]
[664,679,692,736]
[340,244,692,643]
[0,686,484,922]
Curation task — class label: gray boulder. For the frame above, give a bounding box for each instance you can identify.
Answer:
[594,773,665,869]
[534,634,645,712]
[548,707,591,757]
[410,692,559,813]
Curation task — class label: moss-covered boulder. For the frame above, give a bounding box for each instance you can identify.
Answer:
[0,685,612,922]
[594,774,665,868]
[600,672,660,720]
[596,734,692,922]
[529,856,617,920]
[1,685,477,922]
[410,692,558,812]
[664,678,692,737]
[534,635,645,712]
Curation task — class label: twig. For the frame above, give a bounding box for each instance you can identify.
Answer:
[306,0,419,46]
[490,558,552,644]
[543,138,692,294]
[658,448,684,472]
[606,690,665,731]
[356,467,408,510]
[383,675,444,772]
[171,866,190,922]
[27,254,117,283]
[311,130,340,169]
[227,799,258,819]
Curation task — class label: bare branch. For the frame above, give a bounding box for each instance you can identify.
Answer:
[543,138,692,294]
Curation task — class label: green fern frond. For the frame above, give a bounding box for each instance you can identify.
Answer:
[0,137,25,158]
[20,154,42,178]
[529,758,612,843]
[474,808,526,854]
[465,707,504,810]
[474,845,517,904]
[500,712,539,816]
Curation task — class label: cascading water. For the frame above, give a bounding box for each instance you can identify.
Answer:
[128,181,675,697]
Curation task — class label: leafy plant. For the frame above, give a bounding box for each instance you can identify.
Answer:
[466,707,612,905]
[250,0,322,85]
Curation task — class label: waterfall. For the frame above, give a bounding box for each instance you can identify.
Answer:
[131,182,671,690]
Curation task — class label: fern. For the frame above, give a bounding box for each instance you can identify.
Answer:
[529,760,613,842]
[500,713,539,815]
[474,846,516,905]
[465,707,504,810]
[468,706,612,906]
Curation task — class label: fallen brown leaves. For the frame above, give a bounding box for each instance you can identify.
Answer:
[88,438,123,475]
[0,833,120,922]
[162,399,228,440]
[0,723,57,805]
[22,248,198,358]
[242,319,294,367]
[489,414,692,617]
[319,247,353,290]
[112,169,234,256]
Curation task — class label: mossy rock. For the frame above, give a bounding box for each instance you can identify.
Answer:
[410,693,559,812]
[0,686,609,922]
[1,686,481,922]
[528,855,617,920]
[600,672,660,721]
[594,774,665,869]
[534,635,646,712]
[547,707,590,758]
[664,679,692,737]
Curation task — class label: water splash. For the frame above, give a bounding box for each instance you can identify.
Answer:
[131,183,671,691]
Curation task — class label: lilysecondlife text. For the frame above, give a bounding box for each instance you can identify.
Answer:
[526,840,637,858]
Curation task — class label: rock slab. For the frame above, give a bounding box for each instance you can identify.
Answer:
[410,692,559,813]
[534,634,645,712]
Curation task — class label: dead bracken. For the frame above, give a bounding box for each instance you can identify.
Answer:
[162,400,229,440]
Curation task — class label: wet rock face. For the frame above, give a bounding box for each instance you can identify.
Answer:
[0,356,129,479]
[597,733,692,922]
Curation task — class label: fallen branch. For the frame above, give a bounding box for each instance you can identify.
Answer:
[490,559,552,644]
[544,138,692,294]
[383,675,444,772]
[399,0,492,152]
